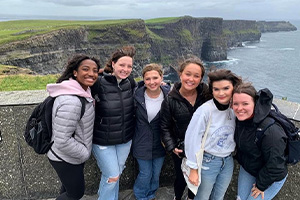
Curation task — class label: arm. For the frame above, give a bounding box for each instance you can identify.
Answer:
[184,105,209,185]
[184,107,208,169]
[52,96,89,160]
[256,124,287,191]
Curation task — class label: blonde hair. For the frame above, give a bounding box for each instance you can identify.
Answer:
[142,63,163,78]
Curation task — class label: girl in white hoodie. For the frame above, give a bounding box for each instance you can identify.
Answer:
[46,54,100,200]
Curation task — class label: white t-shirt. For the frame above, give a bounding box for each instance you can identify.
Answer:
[144,91,164,122]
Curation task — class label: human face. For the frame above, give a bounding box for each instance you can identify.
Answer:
[232,93,255,121]
[179,63,202,92]
[212,80,234,105]
[112,56,133,80]
[73,59,98,90]
[144,70,163,93]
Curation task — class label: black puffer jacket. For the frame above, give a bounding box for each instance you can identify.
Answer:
[234,88,288,191]
[132,85,170,160]
[160,82,211,152]
[91,73,135,145]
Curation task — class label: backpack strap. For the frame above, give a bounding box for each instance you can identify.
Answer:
[78,96,86,119]
[255,117,276,147]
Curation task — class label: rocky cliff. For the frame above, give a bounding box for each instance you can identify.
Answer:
[256,21,297,32]
[0,17,293,76]
[223,20,261,47]
[147,16,227,63]
[0,19,151,77]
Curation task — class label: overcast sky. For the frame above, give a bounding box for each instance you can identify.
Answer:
[0,0,299,21]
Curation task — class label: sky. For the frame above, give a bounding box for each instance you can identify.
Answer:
[0,0,299,21]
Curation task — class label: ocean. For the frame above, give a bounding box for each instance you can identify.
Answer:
[1,17,299,103]
[206,20,300,103]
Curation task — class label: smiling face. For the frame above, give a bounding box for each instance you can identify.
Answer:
[232,93,255,121]
[112,56,133,80]
[212,80,234,105]
[179,63,203,92]
[144,70,163,93]
[73,59,98,90]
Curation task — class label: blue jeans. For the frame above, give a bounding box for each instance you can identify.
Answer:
[237,166,287,200]
[133,156,165,200]
[92,140,132,200]
[195,153,234,200]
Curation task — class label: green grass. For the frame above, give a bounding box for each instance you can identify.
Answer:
[0,72,143,91]
[179,29,193,42]
[0,19,137,45]
[145,17,180,24]
[0,74,59,91]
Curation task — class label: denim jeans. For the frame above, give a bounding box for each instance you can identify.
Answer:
[194,152,234,200]
[133,156,165,200]
[92,140,132,200]
[237,166,287,200]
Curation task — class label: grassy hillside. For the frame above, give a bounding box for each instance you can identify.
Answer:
[0,64,59,91]
[0,19,137,45]
[145,17,180,24]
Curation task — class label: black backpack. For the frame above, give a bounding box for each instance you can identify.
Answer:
[255,103,300,165]
[24,96,86,154]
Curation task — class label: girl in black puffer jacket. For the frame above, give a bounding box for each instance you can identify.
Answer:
[160,57,211,200]
[232,83,288,200]
[91,46,136,200]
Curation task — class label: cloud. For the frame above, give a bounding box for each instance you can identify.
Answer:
[30,0,116,6]
[0,0,299,20]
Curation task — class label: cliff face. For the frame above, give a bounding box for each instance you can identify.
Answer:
[0,17,275,75]
[223,20,261,47]
[147,16,227,63]
[256,21,297,32]
[0,20,151,76]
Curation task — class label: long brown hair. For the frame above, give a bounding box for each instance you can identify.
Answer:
[104,46,136,73]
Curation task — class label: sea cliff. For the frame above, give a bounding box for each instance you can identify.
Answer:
[0,17,296,75]
[256,21,297,32]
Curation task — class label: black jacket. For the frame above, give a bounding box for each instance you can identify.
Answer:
[160,82,211,152]
[234,88,288,191]
[132,85,170,160]
[91,73,135,145]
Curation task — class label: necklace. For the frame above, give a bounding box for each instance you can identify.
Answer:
[179,88,197,106]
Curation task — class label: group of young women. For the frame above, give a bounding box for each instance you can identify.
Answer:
[46,45,288,200]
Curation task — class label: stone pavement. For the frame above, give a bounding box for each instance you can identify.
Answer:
[43,186,179,200]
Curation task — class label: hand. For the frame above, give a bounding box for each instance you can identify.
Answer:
[98,68,104,74]
[251,184,264,199]
[173,148,183,158]
[160,81,167,86]
[188,168,199,186]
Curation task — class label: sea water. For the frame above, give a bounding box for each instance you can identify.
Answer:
[206,21,300,103]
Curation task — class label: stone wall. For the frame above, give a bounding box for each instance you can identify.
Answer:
[0,91,299,199]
